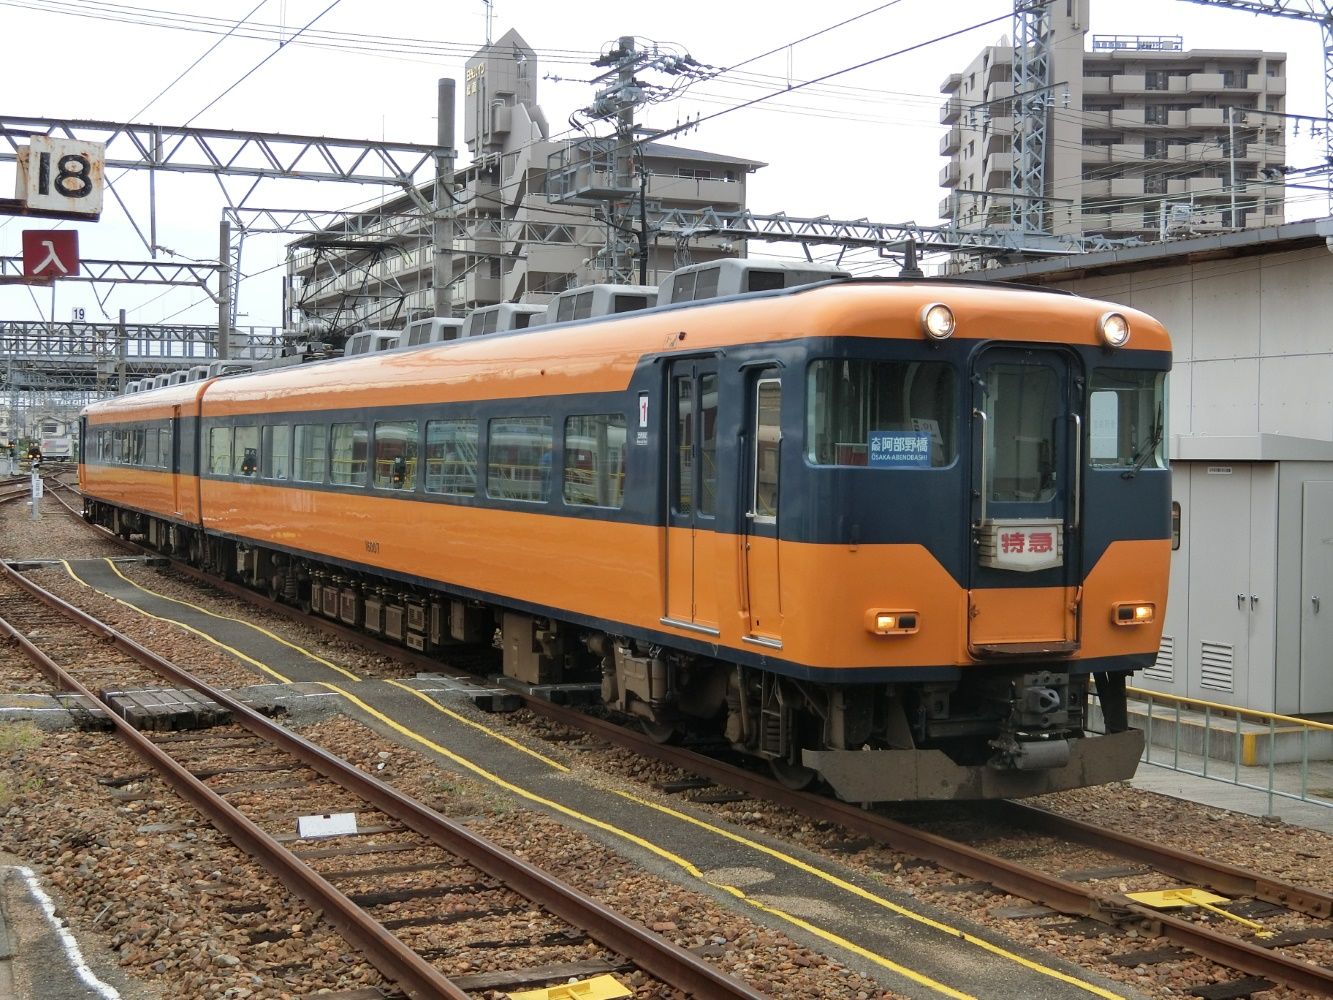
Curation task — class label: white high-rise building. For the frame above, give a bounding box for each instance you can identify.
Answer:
[939,4,1286,242]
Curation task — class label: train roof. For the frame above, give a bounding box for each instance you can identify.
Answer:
[85,278,1170,420]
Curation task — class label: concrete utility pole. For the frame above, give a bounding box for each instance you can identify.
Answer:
[434,78,457,318]
[612,36,638,282]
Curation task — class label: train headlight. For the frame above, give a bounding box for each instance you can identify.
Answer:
[920,303,955,340]
[1097,311,1130,348]
[1112,602,1155,625]
[866,609,920,635]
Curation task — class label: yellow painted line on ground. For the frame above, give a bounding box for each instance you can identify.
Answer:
[318,680,1125,1000]
[607,789,1126,1000]
[60,560,293,685]
[385,678,570,772]
[55,560,1122,998]
[97,558,362,681]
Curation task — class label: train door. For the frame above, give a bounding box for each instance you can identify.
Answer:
[171,405,183,515]
[743,371,783,644]
[968,347,1080,652]
[664,359,720,633]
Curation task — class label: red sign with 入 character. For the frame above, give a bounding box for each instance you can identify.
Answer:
[22,229,79,279]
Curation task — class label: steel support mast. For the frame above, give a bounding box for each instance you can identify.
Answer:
[1178,0,1333,214]
[1012,0,1054,234]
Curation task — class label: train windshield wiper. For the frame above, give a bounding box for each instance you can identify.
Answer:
[1121,408,1163,479]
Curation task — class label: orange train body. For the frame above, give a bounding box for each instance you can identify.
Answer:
[81,277,1172,800]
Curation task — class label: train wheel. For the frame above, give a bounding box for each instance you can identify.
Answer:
[639,718,680,745]
[769,756,817,791]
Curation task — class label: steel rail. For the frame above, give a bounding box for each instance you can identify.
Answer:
[0,562,469,1000]
[996,799,1333,918]
[55,496,1333,992]
[0,557,768,1000]
[517,700,1333,996]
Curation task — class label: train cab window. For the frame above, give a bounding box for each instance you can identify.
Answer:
[374,420,418,490]
[235,426,259,477]
[331,422,368,486]
[563,414,626,508]
[487,417,552,502]
[293,424,327,483]
[424,419,478,496]
[208,427,232,475]
[1088,368,1166,471]
[262,425,291,480]
[806,359,957,468]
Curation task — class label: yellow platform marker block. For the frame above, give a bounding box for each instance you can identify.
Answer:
[1126,887,1272,936]
[507,974,632,1000]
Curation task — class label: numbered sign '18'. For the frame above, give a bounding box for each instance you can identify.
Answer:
[19,136,105,216]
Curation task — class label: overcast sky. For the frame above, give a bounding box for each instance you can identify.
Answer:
[0,0,1326,328]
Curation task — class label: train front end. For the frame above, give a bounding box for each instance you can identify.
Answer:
[776,284,1170,801]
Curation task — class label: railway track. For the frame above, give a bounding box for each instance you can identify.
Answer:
[36,481,1333,996]
[0,558,771,1000]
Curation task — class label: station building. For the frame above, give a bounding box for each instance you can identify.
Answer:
[939,0,1287,242]
[981,218,1333,719]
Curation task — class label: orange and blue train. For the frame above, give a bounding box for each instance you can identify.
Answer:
[79,276,1171,801]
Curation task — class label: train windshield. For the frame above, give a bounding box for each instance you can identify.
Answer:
[805,359,957,467]
[1087,368,1166,471]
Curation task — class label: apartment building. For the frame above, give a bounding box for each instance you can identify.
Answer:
[938,3,1286,242]
[287,29,762,338]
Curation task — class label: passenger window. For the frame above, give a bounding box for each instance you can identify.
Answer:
[330,423,368,486]
[209,427,232,475]
[262,425,291,480]
[145,429,159,467]
[424,419,478,496]
[374,420,417,490]
[564,414,626,508]
[487,417,551,502]
[293,424,327,483]
[159,425,173,469]
[235,426,259,477]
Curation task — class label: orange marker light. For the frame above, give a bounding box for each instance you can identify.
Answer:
[866,609,920,635]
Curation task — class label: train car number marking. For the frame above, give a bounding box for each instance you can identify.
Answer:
[365,540,381,554]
